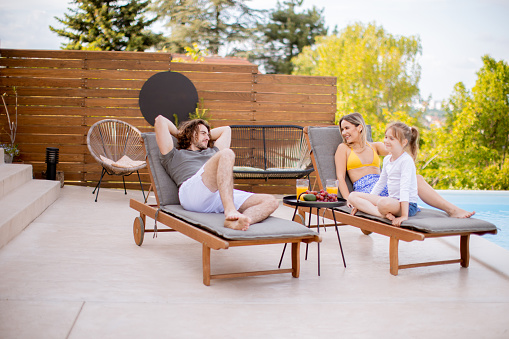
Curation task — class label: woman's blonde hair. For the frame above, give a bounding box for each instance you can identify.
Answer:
[386,122,419,160]
[338,112,367,148]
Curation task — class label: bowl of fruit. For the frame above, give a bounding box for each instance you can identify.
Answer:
[284,190,346,207]
[301,190,338,202]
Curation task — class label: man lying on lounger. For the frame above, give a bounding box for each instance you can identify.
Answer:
[154,115,279,231]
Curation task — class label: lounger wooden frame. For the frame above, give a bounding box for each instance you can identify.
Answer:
[130,153,321,286]
[298,126,497,276]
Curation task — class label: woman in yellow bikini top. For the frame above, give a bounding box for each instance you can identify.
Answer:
[337,127,388,199]
[346,143,381,171]
[334,112,475,218]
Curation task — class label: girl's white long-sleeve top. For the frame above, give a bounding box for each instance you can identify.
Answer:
[370,152,419,203]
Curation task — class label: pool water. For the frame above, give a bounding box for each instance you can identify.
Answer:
[418,190,509,251]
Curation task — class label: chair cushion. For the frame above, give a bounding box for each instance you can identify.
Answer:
[307,126,372,198]
[161,205,319,240]
[110,155,145,168]
[233,166,265,172]
[100,155,115,166]
[334,205,498,234]
[142,133,180,205]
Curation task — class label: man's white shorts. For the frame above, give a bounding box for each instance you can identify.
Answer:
[178,164,254,213]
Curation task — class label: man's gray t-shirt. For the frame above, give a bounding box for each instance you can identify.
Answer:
[160,147,219,188]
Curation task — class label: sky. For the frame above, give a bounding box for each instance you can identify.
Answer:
[1,0,508,102]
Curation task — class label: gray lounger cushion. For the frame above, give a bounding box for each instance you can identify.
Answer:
[162,205,318,240]
[143,132,180,205]
[307,126,497,234]
[142,132,319,241]
[334,205,497,234]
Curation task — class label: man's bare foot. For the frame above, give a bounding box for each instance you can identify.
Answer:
[224,213,252,231]
[350,207,358,216]
[449,208,475,218]
[386,212,395,221]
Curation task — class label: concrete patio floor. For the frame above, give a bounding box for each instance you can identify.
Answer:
[1,185,508,338]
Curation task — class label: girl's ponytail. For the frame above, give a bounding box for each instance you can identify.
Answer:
[409,126,419,160]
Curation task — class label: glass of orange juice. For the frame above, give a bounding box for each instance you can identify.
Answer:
[296,179,309,200]
[326,179,339,195]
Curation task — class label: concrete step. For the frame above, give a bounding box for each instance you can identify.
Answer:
[0,179,60,249]
[0,163,33,200]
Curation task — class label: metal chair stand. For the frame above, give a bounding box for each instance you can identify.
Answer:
[92,166,146,202]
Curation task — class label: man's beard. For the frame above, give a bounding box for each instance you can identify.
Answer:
[194,141,208,150]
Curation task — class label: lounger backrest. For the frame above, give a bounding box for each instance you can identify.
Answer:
[142,132,180,206]
[307,125,372,199]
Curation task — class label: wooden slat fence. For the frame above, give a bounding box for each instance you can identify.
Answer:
[0,49,336,194]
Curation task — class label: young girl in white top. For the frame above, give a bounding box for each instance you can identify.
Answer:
[347,122,420,226]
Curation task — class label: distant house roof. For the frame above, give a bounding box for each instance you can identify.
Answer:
[171,53,255,65]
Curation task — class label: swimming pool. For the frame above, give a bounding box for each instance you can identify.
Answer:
[418,190,509,251]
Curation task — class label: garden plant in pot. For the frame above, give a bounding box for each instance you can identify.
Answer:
[1,88,19,163]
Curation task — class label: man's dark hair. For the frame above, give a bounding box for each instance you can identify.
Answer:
[177,119,212,149]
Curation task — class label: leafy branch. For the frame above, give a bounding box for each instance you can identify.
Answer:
[189,98,210,121]
[1,87,20,157]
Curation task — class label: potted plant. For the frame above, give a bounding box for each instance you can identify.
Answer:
[1,144,20,163]
[1,87,19,163]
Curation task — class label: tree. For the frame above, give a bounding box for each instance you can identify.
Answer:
[292,22,422,124]
[253,0,328,74]
[50,0,163,51]
[443,82,470,131]
[420,56,509,189]
[152,0,263,55]
[471,56,509,158]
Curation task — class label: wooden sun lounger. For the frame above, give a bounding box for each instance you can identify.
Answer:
[300,126,498,275]
[129,133,321,286]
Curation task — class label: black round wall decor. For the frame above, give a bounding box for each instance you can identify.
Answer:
[139,71,199,126]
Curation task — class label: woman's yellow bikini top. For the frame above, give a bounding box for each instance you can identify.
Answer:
[346,144,380,171]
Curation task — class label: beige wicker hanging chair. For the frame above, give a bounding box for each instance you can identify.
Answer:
[87,119,147,202]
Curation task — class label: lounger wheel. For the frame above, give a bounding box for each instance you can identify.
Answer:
[133,216,145,246]
[361,229,372,235]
